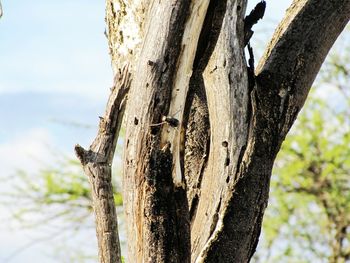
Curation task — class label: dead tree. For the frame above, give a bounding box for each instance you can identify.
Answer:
[76,0,350,262]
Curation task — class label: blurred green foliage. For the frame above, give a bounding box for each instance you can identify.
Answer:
[1,154,124,262]
[9,156,123,225]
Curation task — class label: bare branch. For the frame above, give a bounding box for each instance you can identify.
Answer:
[256,0,350,138]
[75,64,131,263]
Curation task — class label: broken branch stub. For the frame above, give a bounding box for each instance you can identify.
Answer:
[75,64,131,263]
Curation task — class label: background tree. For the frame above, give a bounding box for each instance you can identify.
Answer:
[74,0,350,262]
[254,93,350,263]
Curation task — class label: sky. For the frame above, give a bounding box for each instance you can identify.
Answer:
[0,1,111,262]
[0,1,318,262]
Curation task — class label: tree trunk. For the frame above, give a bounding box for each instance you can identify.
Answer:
[77,0,350,262]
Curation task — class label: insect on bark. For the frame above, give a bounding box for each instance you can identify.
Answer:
[150,115,180,128]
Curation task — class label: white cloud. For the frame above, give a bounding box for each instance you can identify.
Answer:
[0,128,54,177]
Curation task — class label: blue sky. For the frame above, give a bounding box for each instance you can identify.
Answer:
[0,1,111,262]
[0,0,112,148]
[0,1,294,262]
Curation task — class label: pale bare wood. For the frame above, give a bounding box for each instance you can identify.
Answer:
[190,0,250,261]
[105,0,151,73]
[122,1,193,262]
[160,0,210,188]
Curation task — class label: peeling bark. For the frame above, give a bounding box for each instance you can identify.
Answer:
[122,1,193,262]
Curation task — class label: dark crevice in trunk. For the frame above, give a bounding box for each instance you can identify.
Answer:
[194,0,228,71]
[183,0,228,225]
[209,197,222,237]
[183,72,210,222]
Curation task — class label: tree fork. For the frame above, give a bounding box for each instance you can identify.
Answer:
[186,0,350,262]
[194,0,350,262]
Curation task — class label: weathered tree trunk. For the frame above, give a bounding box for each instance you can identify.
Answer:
[77,0,350,262]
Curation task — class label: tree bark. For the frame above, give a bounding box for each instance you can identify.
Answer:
[189,1,350,262]
[77,0,350,262]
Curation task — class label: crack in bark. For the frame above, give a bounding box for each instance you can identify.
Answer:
[208,198,222,238]
[183,0,227,232]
